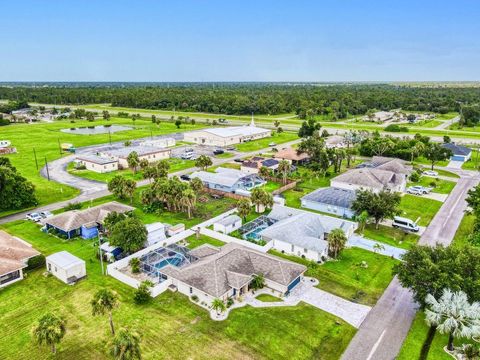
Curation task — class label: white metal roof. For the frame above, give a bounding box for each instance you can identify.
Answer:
[46,251,85,269]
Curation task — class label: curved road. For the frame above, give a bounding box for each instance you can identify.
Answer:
[341,167,480,360]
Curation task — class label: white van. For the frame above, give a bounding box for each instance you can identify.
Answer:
[392,216,419,232]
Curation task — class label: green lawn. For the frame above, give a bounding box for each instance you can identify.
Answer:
[361,224,420,250]
[0,220,356,360]
[453,213,475,247]
[255,294,283,302]
[0,118,203,216]
[184,234,225,249]
[214,152,234,159]
[397,311,474,360]
[235,131,298,152]
[413,156,450,168]
[408,177,456,194]
[260,180,283,193]
[462,150,480,170]
[405,120,442,128]
[270,248,397,306]
[208,162,241,172]
[398,195,442,226]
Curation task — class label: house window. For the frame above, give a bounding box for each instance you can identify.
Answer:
[189,287,193,294]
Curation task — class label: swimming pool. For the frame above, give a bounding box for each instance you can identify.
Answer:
[154,254,185,269]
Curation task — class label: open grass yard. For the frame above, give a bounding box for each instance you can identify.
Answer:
[462,150,480,170]
[0,221,356,360]
[260,180,283,193]
[184,234,226,249]
[397,311,475,360]
[235,131,299,152]
[361,224,420,250]
[0,118,203,215]
[255,294,283,302]
[214,152,234,159]
[398,195,442,226]
[405,119,442,128]
[408,176,456,194]
[426,168,460,178]
[67,157,196,183]
[207,162,241,172]
[453,213,475,247]
[413,156,450,168]
[270,248,397,306]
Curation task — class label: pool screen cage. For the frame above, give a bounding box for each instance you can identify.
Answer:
[238,215,277,237]
[139,244,198,284]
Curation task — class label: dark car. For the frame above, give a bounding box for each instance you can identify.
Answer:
[180,174,190,181]
[226,146,236,151]
[234,158,244,163]
[213,149,224,155]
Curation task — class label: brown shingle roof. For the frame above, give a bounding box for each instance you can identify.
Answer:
[0,230,40,276]
[161,243,306,297]
[45,201,135,232]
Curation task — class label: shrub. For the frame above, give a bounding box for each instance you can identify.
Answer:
[191,295,199,302]
[129,258,140,273]
[27,255,45,270]
[409,172,420,182]
[0,118,10,126]
[226,298,234,308]
[63,202,82,211]
[429,181,437,188]
[134,281,153,304]
[384,124,409,132]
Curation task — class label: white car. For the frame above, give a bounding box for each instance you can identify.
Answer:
[269,142,277,146]
[39,211,53,219]
[423,170,438,177]
[407,186,431,195]
[26,213,42,222]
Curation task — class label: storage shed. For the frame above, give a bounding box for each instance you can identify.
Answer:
[46,251,86,284]
[214,215,242,234]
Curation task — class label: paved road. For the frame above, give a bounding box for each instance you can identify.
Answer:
[0,139,301,225]
[435,116,460,130]
[341,170,480,360]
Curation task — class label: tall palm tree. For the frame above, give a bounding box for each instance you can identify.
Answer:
[277,160,290,185]
[250,188,273,213]
[180,189,196,219]
[237,198,252,221]
[250,274,265,291]
[258,166,271,180]
[211,299,226,315]
[327,229,347,259]
[127,151,140,174]
[190,177,204,193]
[425,289,480,351]
[32,312,66,354]
[111,327,142,360]
[91,289,120,335]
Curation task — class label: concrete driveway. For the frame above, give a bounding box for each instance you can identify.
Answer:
[448,159,465,169]
[348,235,406,260]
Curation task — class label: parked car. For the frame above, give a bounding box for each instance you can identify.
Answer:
[407,185,432,195]
[26,213,42,222]
[269,142,276,146]
[423,170,438,177]
[180,174,190,181]
[234,158,244,163]
[392,216,419,232]
[39,211,53,219]
[181,152,193,160]
[226,146,236,151]
[213,149,224,155]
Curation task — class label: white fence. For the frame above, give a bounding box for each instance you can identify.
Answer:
[200,227,272,253]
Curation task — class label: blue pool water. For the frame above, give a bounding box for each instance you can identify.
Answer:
[244,225,268,241]
[154,254,184,270]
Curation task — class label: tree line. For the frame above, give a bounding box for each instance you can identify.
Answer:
[1,83,479,117]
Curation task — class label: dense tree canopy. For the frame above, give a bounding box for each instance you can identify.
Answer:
[0,83,477,117]
[0,157,37,211]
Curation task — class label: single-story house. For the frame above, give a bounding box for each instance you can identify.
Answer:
[160,242,306,306]
[301,187,357,218]
[240,157,279,174]
[442,143,472,162]
[274,148,310,165]
[258,205,357,262]
[146,222,168,247]
[99,145,171,169]
[190,167,266,193]
[46,251,86,284]
[331,168,406,193]
[0,230,40,288]
[358,156,411,176]
[213,215,242,234]
[100,242,123,262]
[45,201,135,239]
[76,155,119,173]
[183,118,271,147]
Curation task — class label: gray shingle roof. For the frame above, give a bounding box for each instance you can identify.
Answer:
[301,187,356,209]
[46,201,135,232]
[160,242,306,297]
[442,143,472,156]
[332,168,403,190]
[77,155,117,165]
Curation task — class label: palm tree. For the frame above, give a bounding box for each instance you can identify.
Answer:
[211,298,226,315]
[250,188,273,213]
[237,198,252,221]
[190,177,204,193]
[356,210,369,234]
[373,243,385,254]
[32,312,66,354]
[411,142,426,163]
[139,159,149,171]
[250,274,265,291]
[327,229,347,259]
[127,151,140,174]
[258,166,271,180]
[195,155,212,170]
[111,327,142,360]
[425,289,480,351]
[180,189,196,219]
[91,289,120,335]
[277,160,290,185]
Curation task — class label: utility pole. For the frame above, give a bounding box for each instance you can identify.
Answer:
[33,148,39,170]
[44,157,50,181]
[58,138,62,155]
[99,240,104,275]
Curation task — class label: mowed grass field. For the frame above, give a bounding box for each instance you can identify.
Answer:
[0,220,356,360]
[398,195,443,226]
[0,118,203,215]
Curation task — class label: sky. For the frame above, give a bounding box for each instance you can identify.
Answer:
[1,0,480,82]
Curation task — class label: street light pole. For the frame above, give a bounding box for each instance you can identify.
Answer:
[44,156,50,181]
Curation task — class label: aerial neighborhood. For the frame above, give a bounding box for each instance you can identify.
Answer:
[1,4,480,358]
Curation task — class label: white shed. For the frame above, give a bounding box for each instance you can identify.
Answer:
[46,251,86,284]
[145,222,167,247]
[214,215,242,234]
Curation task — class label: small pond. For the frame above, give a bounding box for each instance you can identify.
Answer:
[60,125,133,135]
